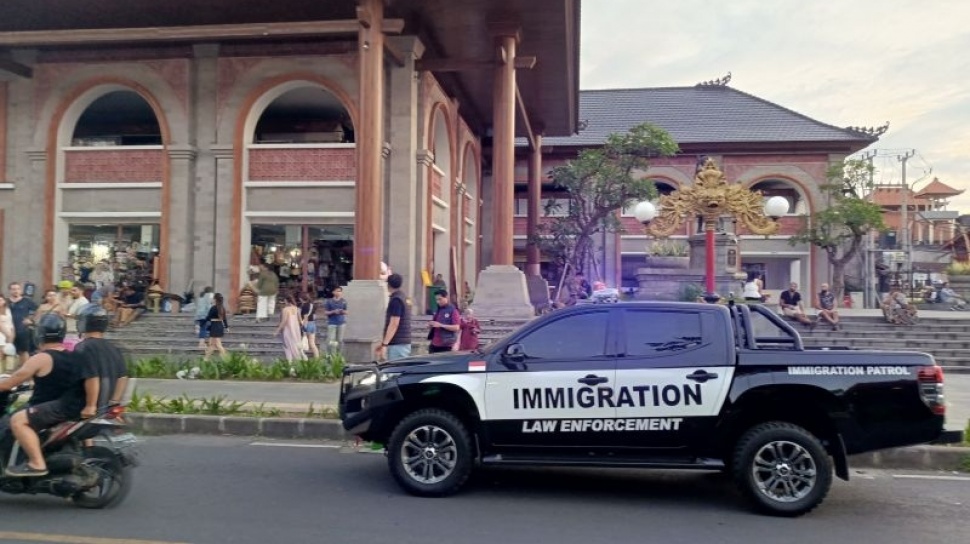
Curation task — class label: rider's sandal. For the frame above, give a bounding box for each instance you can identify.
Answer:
[4,464,49,478]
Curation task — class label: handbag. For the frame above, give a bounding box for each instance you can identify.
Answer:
[300,334,310,353]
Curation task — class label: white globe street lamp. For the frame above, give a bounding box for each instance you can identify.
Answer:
[633,200,658,226]
[763,196,790,220]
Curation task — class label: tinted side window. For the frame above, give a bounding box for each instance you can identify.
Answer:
[518,311,609,360]
[622,310,703,356]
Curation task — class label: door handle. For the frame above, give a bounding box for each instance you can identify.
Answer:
[578,374,609,386]
[686,370,718,383]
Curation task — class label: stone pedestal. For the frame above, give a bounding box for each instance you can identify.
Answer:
[688,232,739,275]
[471,265,534,319]
[341,279,388,364]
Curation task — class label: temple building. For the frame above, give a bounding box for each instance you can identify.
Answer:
[507,84,879,296]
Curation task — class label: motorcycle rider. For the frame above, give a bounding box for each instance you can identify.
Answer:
[0,314,85,477]
[73,303,129,418]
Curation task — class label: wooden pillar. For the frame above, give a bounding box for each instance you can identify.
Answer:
[353,0,385,280]
[525,134,542,276]
[490,33,517,266]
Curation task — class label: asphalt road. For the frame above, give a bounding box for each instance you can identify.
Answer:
[0,435,967,544]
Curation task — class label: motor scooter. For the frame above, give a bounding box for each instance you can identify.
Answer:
[0,379,138,508]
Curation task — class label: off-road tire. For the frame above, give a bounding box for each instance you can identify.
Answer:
[732,421,833,517]
[387,408,474,497]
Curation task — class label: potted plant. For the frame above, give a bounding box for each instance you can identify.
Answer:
[644,240,689,269]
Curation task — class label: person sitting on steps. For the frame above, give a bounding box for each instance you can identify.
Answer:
[779,282,816,330]
[815,283,841,331]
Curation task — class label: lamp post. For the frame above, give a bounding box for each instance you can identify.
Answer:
[635,158,788,303]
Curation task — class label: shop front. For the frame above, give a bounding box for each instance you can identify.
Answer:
[63,223,160,289]
[249,224,353,301]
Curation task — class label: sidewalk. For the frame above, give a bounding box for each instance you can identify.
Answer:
[134,374,970,432]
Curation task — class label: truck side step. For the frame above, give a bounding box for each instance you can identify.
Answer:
[480,453,725,471]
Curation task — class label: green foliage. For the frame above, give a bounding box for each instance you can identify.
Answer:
[790,159,887,299]
[647,240,689,257]
[946,261,970,276]
[677,283,704,302]
[537,122,679,276]
[127,352,346,382]
[127,390,333,419]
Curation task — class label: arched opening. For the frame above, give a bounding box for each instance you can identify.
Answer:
[429,108,453,294]
[54,84,167,288]
[461,146,478,294]
[72,90,161,146]
[241,80,358,304]
[749,179,808,215]
[254,86,354,144]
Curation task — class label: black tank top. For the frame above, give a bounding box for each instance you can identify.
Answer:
[30,349,83,408]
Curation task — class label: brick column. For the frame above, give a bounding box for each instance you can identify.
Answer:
[0,83,7,183]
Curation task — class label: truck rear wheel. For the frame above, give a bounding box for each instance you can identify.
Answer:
[732,421,833,517]
[387,408,474,497]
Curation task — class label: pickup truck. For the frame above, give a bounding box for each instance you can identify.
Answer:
[339,302,952,516]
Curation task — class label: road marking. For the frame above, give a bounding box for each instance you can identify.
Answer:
[249,441,341,449]
[892,474,970,482]
[0,532,189,544]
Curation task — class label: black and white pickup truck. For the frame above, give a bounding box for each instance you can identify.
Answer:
[339,302,955,516]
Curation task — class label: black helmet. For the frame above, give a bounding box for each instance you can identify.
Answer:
[34,313,67,345]
[77,303,110,334]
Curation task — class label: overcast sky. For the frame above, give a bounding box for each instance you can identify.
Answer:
[580,0,969,209]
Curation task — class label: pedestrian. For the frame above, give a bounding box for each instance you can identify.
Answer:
[195,286,214,350]
[254,264,279,323]
[0,297,16,372]
[73,303,129,418]
[276,296,306,363]
[458,308,481,351]
[323,286,347,355]
[376,273,411,361]
[428,289,460,353]
[62,282,90,351]
[203,293,229,361]
[815,283,841,331]
[299,292,321,359]
[875,257,891,305]
[7,282,38,365]
[742,271,767,303]
[779,282,816,329]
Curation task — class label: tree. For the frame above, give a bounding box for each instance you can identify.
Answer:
[536,123,679,281]
[790,159,886,299]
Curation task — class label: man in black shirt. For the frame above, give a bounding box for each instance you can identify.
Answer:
[779,282,816,329]
[8,282,38,365]
[74,303,130,418]
[113,285,146,327]
[0,314,84,477]
[376,273,412,361]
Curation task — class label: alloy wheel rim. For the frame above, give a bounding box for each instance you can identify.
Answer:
[400,424,458,485]
[751,440,817,503]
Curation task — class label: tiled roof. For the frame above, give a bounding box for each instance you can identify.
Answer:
[540,86,877,147]
[916,178,964,197]
[871,186,929,207]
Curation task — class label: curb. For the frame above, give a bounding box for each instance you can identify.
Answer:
[125,413,968,472]
[126,413,346,441]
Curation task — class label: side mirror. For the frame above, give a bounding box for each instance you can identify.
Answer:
[504,343,526,363]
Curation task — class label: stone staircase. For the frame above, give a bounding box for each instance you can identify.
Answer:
[109,311,970,371]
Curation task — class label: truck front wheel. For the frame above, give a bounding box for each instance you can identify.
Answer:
[732,421,833,517]
[387,408,474,497]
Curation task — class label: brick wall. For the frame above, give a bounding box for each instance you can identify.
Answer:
[737,215,806,236]
[64,149,164,182]
[248,147,356,181]
[431,167,443,199]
